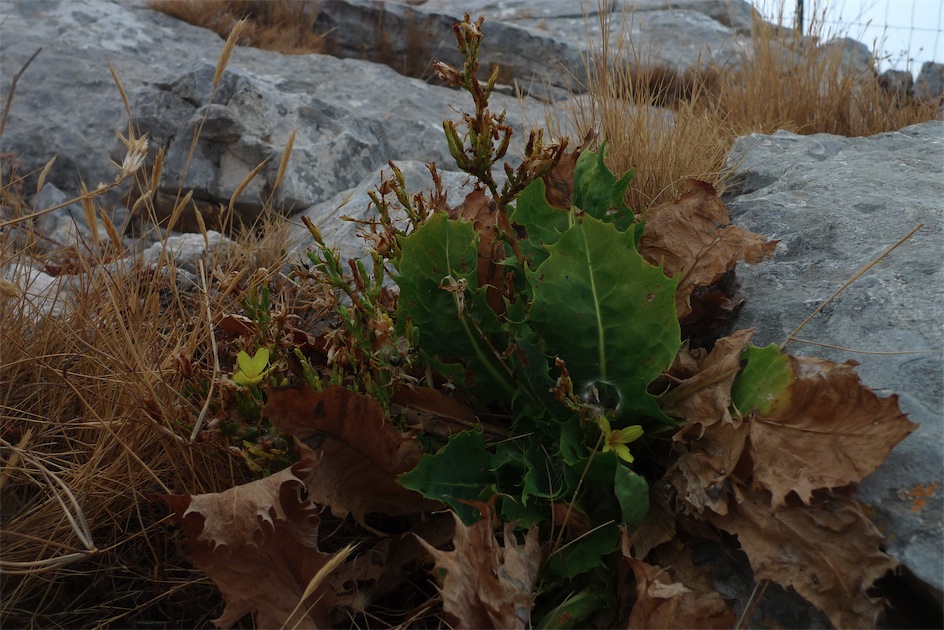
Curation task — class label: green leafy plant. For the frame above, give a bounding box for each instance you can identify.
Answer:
[339,15,684,623]
[139,12,917,630]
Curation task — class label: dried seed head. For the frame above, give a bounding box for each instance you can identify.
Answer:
[433,60,461,86]
[112,129,149,180]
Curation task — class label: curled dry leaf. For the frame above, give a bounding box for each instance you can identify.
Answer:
[665,330,755,516]
[670,421,750,517]
[450,187,506,313]
[667,339,916,628]
[623,537,735,630]
[750,355,918,507]
[540,141,583,209]
[706,488,897,629]
[417,499,542,629]
[162,452,340,629]
[265,385,436,530]
[662,329,754,433]
[638,179,777,320]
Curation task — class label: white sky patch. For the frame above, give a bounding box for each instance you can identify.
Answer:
[751,0,943,77]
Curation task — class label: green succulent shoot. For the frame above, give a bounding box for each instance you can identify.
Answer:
[233,348,270,387]
[599,416,644,464]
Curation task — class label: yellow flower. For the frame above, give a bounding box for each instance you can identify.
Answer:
[233,348,270,386]
[599,416,644,464]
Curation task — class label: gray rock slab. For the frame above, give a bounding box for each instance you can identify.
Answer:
[917,61,944,103]
[0,0,560,222]
[321,0,751,96]
[421,0,757,33]
[0,0,222,193]
[313,0,588,99]
[507,7,746,74]
[0,261,77,319]
[722,120,944,596]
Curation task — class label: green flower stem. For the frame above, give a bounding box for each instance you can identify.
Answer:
[457,303,518,401]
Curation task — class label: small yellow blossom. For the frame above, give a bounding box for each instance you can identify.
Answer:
[233,348,270,386]
[599,416,643,464]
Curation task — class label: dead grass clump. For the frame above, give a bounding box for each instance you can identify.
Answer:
[572,5,939,211]
[153,0,445,84]
[716,15,938,137]
[360,8,438,81]
[149,0,327,55]
[0,20,333,625]
[0,194,326,626]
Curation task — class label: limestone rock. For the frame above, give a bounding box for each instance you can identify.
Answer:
[0,0,752,229]
[916,61,944,103]
[879,68,915,100]
[723,120,944,599]
[0,0,559,228]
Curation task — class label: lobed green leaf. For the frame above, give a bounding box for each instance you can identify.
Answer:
[395,213,514,398]
[527,215,680,418]
[572,143,635,231]
[397,428,491,524]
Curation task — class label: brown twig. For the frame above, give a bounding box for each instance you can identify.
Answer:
[782,223,924,350]
[0,47,42,139]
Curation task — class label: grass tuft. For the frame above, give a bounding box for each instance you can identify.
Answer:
[567,4,938,211]
[149,0,327,55]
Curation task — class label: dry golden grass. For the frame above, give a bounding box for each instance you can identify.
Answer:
[0,181,325,627]
[151,0,442,82]
[568,5,939,211]
[0,20,331,628]
[149,0,327,55]
[1,1,939,627]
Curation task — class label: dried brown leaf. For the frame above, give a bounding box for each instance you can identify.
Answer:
[666,345,915,628]
[162,453,340,629]
[215,313,257,338]
[669,420,751,517]
[664,332,758,517]
[624,539,735,630]
[332,513,456,605]
[707,488,897,629]
[392,384,479,426]
[265,385,436,529]
[541,144,582,209]
[667,342,707,380]
[417,500,542,629]
[751,355,918,507]
[450,187,506,313]
[639,179,777,319]
[662,329,754,433]
[625,481,677,562]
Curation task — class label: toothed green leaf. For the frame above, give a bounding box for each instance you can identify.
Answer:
[397,428,491,524]
[395,213,514,398]
[509,177,571,270]
[527,215,680,418]
[573,143,635,231]
[614,466,649,529]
